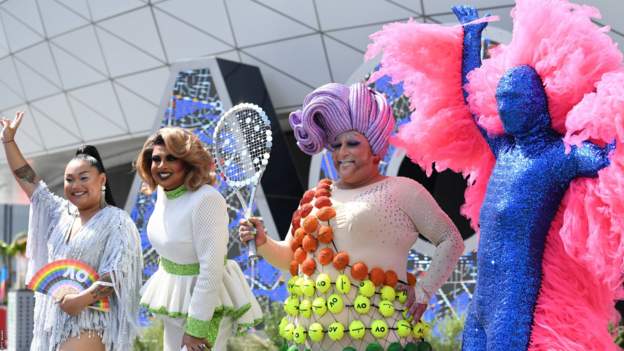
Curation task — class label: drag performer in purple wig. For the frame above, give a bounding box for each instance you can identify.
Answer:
[239,82,463,350]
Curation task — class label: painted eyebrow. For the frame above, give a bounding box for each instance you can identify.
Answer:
[65,171,90,177]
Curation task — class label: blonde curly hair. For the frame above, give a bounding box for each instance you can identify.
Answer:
[135,127,216,193]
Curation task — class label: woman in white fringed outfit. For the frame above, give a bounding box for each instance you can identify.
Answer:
[1,111,142,351]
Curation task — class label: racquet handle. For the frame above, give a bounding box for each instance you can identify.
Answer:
[248,223,260,260]
[248,238,259,260]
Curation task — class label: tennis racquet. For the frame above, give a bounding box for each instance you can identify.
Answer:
[213,103,273,262]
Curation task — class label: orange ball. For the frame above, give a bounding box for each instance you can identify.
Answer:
[303,216,319,234]
[294,228,306,241]
[317,207,336,222]
[290,235,303,251]
[385,270,398,288]
[300,190,315,205]
[319,178,333,186]
[302,235,318,252]
[332,251,349,271]
[315,188,331,198]
[350,262,369,281]
[294,247,307,264]
[317,226,334,244]
[318,247,334,265]
[407,272,417,287]
[314,196,332,209]
[316,182,331,191]
[370,267,386,287]
[301,257,316,276]
[289,260,299,276]
[291,212,302,229]
[299,203,313,217]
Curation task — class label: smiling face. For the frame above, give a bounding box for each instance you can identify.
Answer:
[149,144,187,191]
[64,159,106,211]
[331,131,381,188]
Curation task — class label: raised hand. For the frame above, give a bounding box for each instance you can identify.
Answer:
[0,111,24,143]
[452,5,489,33]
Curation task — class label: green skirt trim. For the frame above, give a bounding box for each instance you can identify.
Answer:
[140,303,188,318]
[236,318,263,335]
[183,303,254,342]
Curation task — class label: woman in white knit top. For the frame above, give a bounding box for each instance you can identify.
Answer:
[239,83,464,350]
[137,127,261,351]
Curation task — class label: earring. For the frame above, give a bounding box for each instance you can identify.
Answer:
[100,185,107,208]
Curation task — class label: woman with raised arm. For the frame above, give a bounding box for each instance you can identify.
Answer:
[137,127,261,351]
[0,111,142,351]
[239,83,464,350]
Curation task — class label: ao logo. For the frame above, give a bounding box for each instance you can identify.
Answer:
[63,267,89,283]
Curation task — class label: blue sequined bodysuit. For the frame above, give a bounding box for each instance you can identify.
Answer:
[454,8,613,351]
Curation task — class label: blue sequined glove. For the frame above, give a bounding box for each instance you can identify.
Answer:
[452,5,489,33]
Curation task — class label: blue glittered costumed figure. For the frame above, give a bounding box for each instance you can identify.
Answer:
[454,6,612,350]
[367,0,624,350]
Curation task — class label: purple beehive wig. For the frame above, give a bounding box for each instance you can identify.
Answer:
[288,82,394,156]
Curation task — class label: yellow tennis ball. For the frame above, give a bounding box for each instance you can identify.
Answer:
[353,295,371,315]
[301,278,315,297]
[284,296,299,316]
[335,274,351,294]
[371,319,389,339]
[421,322,432,338]
[292,277,304,296]
[380,285,396,302]
[286,276,297,294]
[402,309,413,321]
[283,323,295,341]
[315,273,331,294]
[378,300,395,318]
[397,289,408,304]
[278,317,289,337]
[299,299,312,318]
[396,319,412,338]
[358,279,375,297]
[293,325,306,344]
[413,322,427,338]
[327,322,344,341]
[348,320,366,340]
[312,296,327,316]
[308,322,324,343]
[327,293,344,314]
